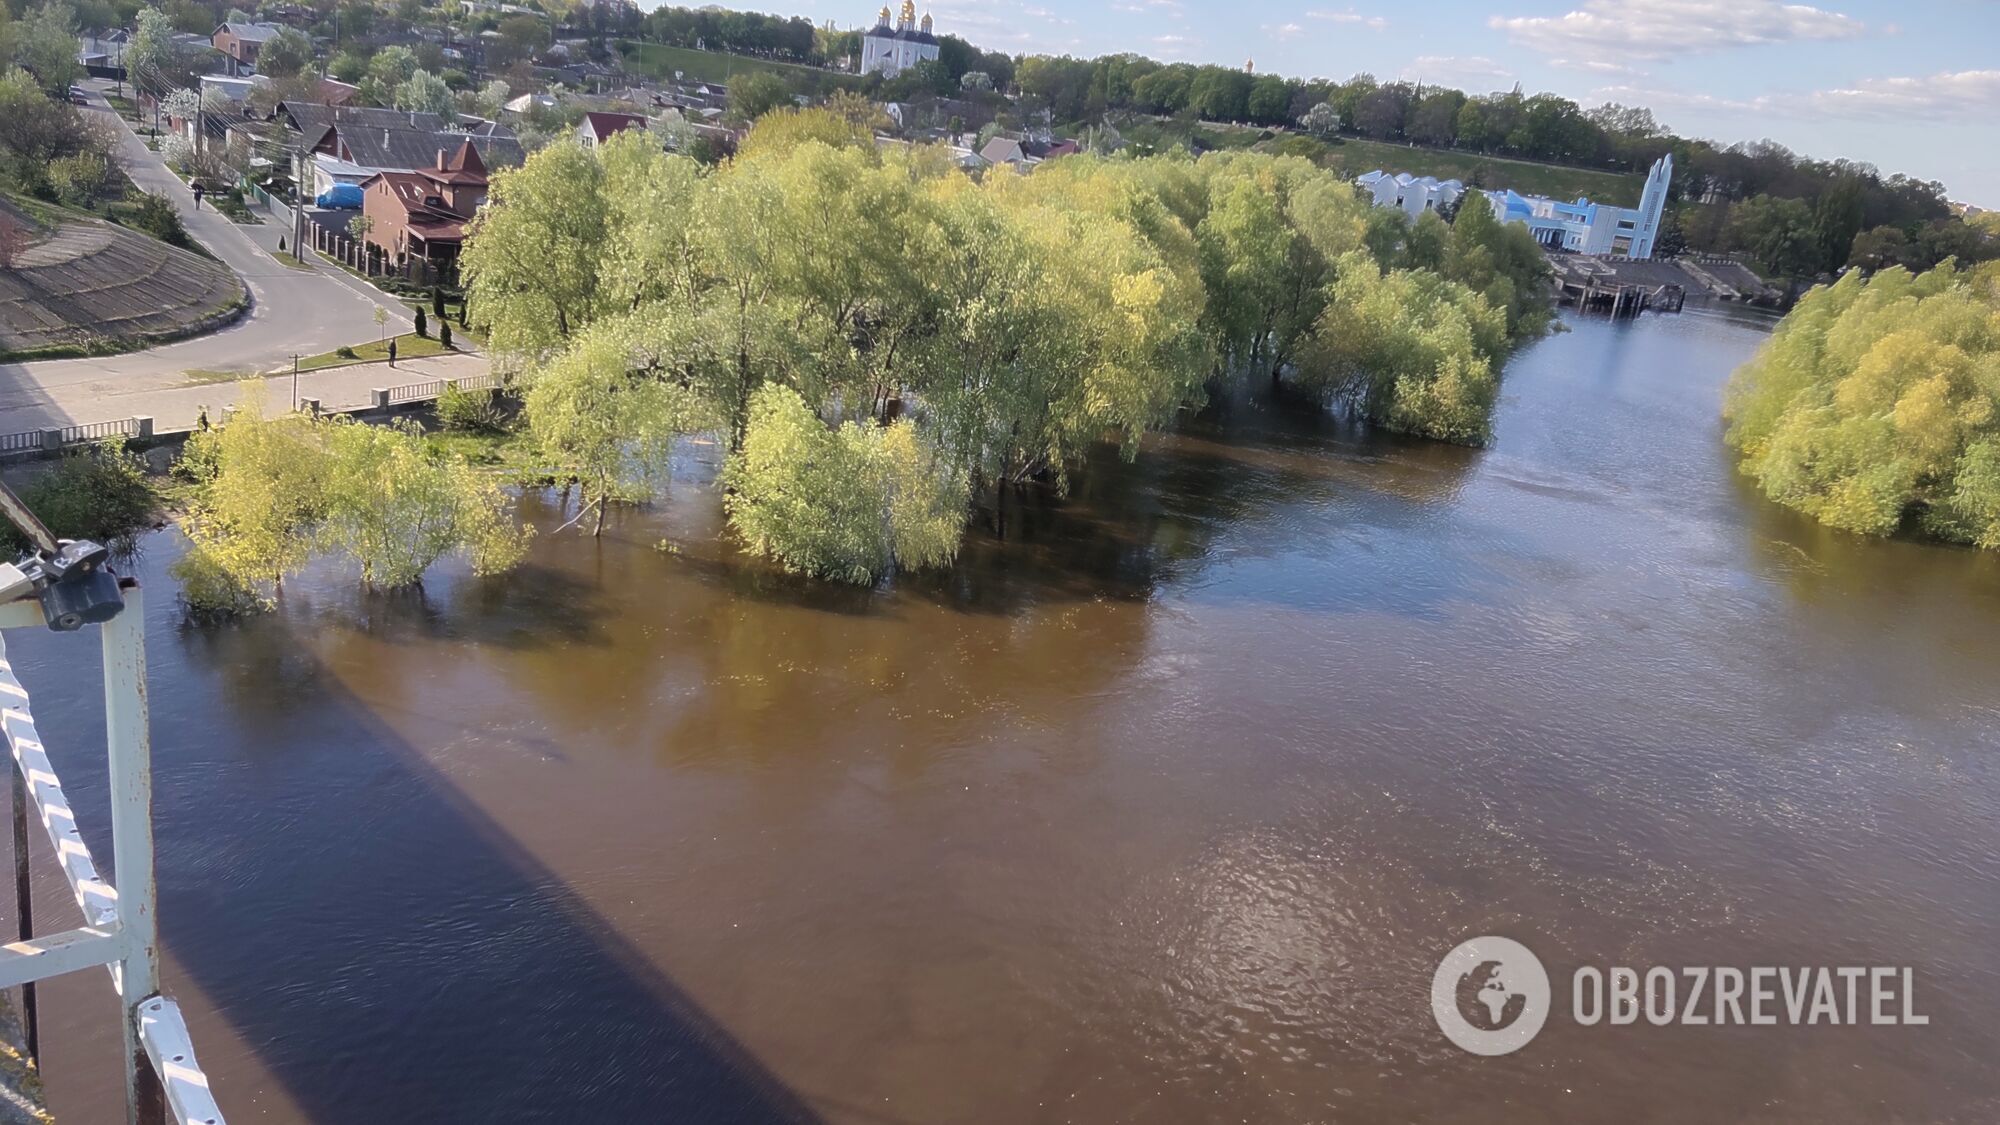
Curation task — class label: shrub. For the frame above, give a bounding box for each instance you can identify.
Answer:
[126,191,189,248]
[436,384,506,433]
[334,345,358,359]
[0,443,158,556]
[723,385,967,584]
[439,321,453,350]
[414,306,427,337]
[173,405,528,612]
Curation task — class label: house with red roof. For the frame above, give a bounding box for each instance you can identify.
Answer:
[356,140,493,281]
[576,110,649,148]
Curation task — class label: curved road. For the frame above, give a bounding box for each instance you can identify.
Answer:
[0,81,446,431]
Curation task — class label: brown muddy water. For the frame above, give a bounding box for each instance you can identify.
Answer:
[13,306,2000,1123]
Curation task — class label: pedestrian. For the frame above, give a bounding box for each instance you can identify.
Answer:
[190,181,204,210]
[387,337,397,368]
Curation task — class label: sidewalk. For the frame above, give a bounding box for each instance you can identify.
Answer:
[107,350,494,434]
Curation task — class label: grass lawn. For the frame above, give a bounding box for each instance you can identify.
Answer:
[1317,135,1644,205]
[296,332,450,373]
[614,40,854,90]
[1119,118,1645,205]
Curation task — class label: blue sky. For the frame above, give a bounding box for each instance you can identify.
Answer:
[749,0,2000,206]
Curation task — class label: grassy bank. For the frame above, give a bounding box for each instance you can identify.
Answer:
[615,40,854,90]
[1117,119,1644,205]
[297,332,450,372]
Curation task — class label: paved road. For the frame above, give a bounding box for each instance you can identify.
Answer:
[0,82,459,432]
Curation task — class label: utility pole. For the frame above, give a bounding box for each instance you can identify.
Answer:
[292,354,300,411]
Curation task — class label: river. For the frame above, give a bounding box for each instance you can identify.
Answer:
[15,306,2000,1123]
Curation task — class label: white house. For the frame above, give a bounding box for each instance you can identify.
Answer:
[1355,170,1464,220]
[861,1,939,78]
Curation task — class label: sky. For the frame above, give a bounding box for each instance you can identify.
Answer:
[740,0,2000,207]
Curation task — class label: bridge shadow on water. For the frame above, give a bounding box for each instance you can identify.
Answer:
[24,575,825,1125]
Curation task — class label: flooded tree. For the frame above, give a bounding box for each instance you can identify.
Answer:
[1725,260,2000,546]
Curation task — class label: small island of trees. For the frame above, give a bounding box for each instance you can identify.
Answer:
[1725,260,2000,547]
[179,110,1549,604]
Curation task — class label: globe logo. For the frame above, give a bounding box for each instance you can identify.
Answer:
[1430,936,1551,1056]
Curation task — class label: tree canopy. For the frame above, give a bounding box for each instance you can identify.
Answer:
[463,124,1545,581]
[1724,261,2000,546]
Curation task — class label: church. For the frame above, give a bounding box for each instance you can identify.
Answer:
[861,1,939,77]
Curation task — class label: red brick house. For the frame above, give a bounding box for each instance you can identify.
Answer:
[211,22,284,77]
[356,141,493,281]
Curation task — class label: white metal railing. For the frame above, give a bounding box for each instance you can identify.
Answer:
[0,587,223,1124]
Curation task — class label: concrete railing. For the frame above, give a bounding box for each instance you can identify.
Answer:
[0,416,154,461]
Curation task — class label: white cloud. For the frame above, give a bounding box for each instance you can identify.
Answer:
[1402,55,1515,86]
[1306,8,1390,30]
[1589,69,2000,121]
[1804,69,2000,118]
[1491,0,1863,58]
[1550,57,1649,76]
[1264,21,1308,38]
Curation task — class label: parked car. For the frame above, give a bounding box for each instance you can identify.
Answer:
[67,86,89,105]
[315,183,364,210]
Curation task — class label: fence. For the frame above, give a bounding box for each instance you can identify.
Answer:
[306,223,455,287]
[376,372,507,407]
[0,416,152,461]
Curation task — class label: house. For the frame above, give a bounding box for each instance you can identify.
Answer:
[1355,170,1464,220]
[78,29,129,68]
[357,140,493,279]
[576,110,647,148]
[502,92,560,116]
[276,102,524,198]
[978,136,1036,172]
[211,22,285,76]
[315,77,360,106]
[861,1,939,78]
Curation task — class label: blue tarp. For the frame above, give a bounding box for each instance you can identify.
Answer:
[315,184,364,209]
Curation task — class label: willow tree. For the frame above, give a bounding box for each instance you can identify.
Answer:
[1189,153,1372,381]
[725,384,968,582]
[175,401,529,611]
[524,312,716,536]
[1725,261,2000,545]
[1298,253,1509,445]
[461,140,613,357]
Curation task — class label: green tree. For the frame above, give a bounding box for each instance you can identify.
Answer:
[259,27,313,79]
[724,383,966,583]
[368,45,419,89]
[462,140,612,356]
[175,400,528,611]
[522,313,710,536]
[1725,262,2000,546]
[726,71,792,125]
[1298,252,1508,445]
[395,69,456,119]
[14,2,79,95]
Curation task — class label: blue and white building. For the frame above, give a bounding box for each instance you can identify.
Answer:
[1355,154,1674,259]
[1483,154,1673,259]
